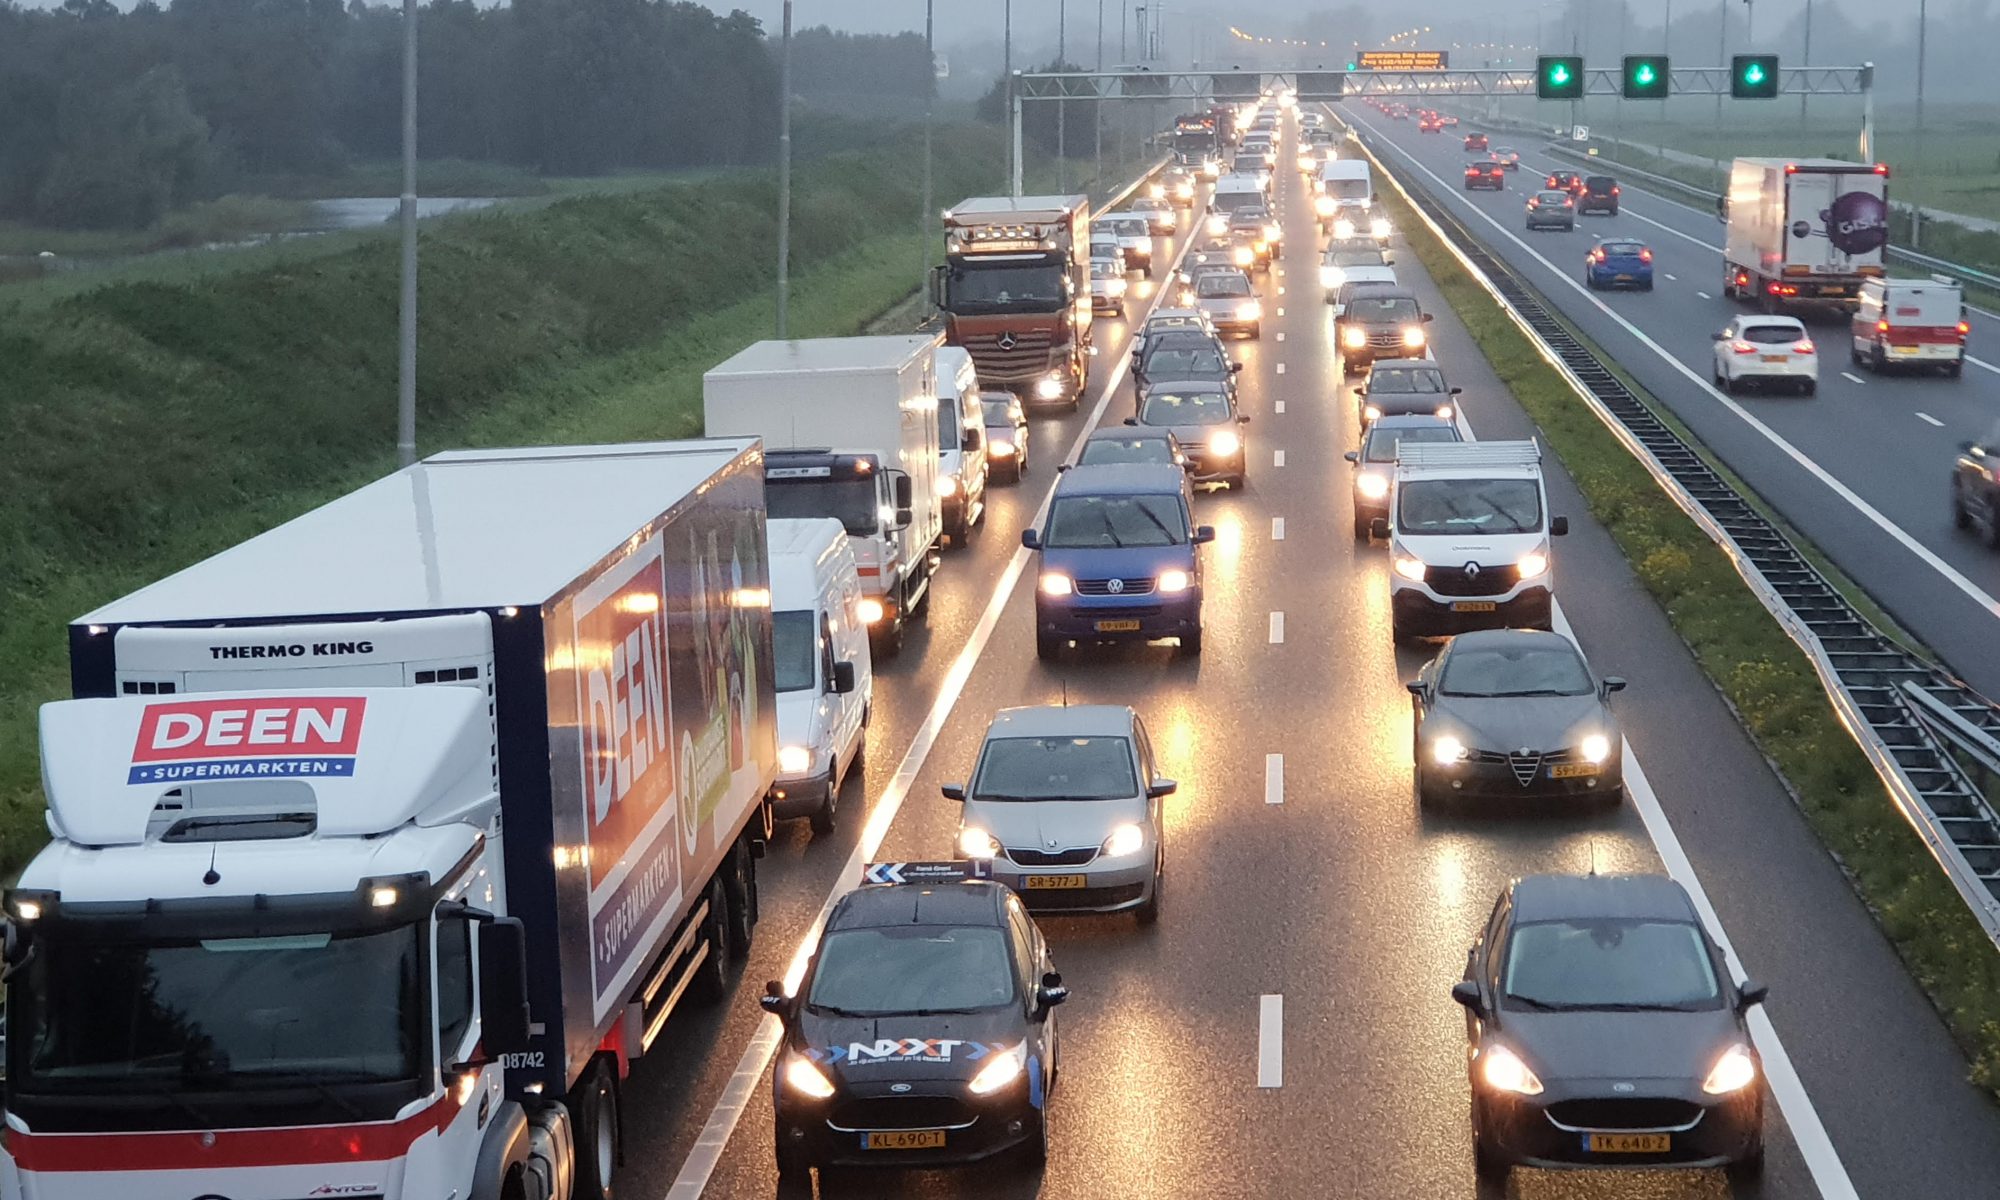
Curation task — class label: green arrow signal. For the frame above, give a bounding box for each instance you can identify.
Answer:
[1743,63,1766,85]
[1635,64,1656,85]
[1549,64,1571,85]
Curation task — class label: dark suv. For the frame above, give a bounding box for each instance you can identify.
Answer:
[1578,175,1620,215]
[1953,422,2000,549]
[1336,287,1433,374]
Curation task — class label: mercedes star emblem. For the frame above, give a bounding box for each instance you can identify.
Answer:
[1463,562,1481,579]
[997,332,1018,351]
[891,1083,913,1094]
[1107,577,1125,594]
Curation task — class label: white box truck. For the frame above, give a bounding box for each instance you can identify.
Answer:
[704,335,944,656]
[1719,157,1889,310]
[7,440,776,1200]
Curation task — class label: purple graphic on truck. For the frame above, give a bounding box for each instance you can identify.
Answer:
[1822,189,1888,256]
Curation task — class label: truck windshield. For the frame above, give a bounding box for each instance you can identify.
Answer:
[945,262,1066,314]
[765,479,879,538]
[773,610,817,693]
[1396,479,1543,535]
[15,925,421,1089]
[1325,179,1369,199]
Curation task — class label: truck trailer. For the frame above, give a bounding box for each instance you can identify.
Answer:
[1719,157,1889,311]
[934,195,1094,411]
[7,440,776,1200]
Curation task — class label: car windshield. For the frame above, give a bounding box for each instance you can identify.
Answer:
[772,610,817,694]
[945,263,1066,314]
[1347,296,1421,323]
[1325,178,1369,199]
[1143,390,1233,425]
[1740,325,1802,345]
[1368,367,1447,394]
[1329,249,1386,267]
[766,478,878,538]
[1092,259,1121,278]
[1397,479,1543,535]
[1114,219,1148,236]
[1195,275,1252,299]
[1504,919,1723,1011]
[808,926,1014,1015]
[1044,493,1188,548]
[1601,242,1646,257]
[1441,641,1594,697]
[1142,347,1227,378]
[1079,437,1174,466]
[1212,190,1264,213]
[1231,208,1270,224]
[972,735,1139,800]
[1363,425,1459,463]
[982,398,1017,424]
[1535,191,1569,204]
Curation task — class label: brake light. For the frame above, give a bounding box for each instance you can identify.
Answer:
[1562,198,1573,206]
[1639,248,1653,262]
[1612,186,1621,195]
[1874,162,1889,176]
[1732,341,1756,355]
[1590,249,1606,262]
[1767,282,1798,296]
[1793,339,1815,354]
[1877,319,1890,333]
[1960,321,1972,337]
[1736,271,1750,287]
[1528,199,1539,207]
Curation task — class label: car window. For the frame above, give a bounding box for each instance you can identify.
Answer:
[1503,919,1724,1011]
[1440,641,1594,697]
[1535,191,1569,204]
[1329,249,1386,267]
[1142,390,1234,425]
[1079,437,1174,466]
[972,735,1140,801]
[1741,324,1802,345]
[1142,347,1227,377]
[1195,275,1252,299]
[1363,424,1459,463]
[1367,367,1446,394]
[1601,242,1646,256]
[1397,478,1543,535]
[1347,296,1421,322]
[1586,176,1615,190]
[772,609,817,694]
[809,926,1015,1014]
[1092,259,1121,278]
[1115,219,1148,236]
[982,398,1017,424]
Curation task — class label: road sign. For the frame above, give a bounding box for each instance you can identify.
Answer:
[1537,55,1585,100]
[1732,54,1780,99]
[1358,50,1449,71]
[1623,54,1670,99]
[1572,125,1591,141]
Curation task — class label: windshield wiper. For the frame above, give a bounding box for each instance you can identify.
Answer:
[1504,993,1586,1011]
[806,1002,875,1018]
[1095,510,1127,548]
[1132,504,1181,545]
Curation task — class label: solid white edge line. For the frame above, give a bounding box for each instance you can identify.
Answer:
[1917,412,1946,427]
[1268,611,1285,643]
[1271,516,1287,540]
[1361,123,2000,622]
[661,187,1206,1200]
[1257,994,1284,1088]
[1265,753,1284,805]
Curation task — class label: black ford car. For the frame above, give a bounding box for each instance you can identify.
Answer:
[762,864,1068,1180]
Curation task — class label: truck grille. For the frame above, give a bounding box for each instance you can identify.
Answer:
[960,330,1056,378]
[1548,1098,1702,1131]
[1076,577,1156,596]
[1007,846,1098,866]
[1423,563,1520,596]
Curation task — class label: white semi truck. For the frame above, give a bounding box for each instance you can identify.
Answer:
[704,335,944,657]
[1719,157,1890,311]
[5,440,777,1200]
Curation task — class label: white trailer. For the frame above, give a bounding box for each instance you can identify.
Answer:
[1720,157,1890,310]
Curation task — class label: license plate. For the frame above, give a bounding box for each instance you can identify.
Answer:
[1451,601,1498,612]
[1614,274,1633,282]
[1025,874,1087,889]
[1891,344,1920,355]
[862,1129,946,1151]
[1760,355,1788,363]
[1584,1132,1670,1154]
[1095,619,1142,632]
[1550,763,1601,778]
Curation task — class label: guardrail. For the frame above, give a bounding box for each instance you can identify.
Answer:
[1337,113,2000,948]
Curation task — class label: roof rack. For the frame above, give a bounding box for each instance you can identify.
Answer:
[1395,439,1541,470]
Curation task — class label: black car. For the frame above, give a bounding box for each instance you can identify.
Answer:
[1130,380,1249,488]
[1545,170,1585,196]
[981,391,1029,483]
[1464,160,1506,191]
[1578,174,1620,215]
[1407,629,1625,807]
[1452,874,1768,1181]
[1525,189,1576,231]
[1227,205,1282,265]
[1070,426,1188,471]
[1336,287,1433,373]
[1952,421,2000,548]
[763,864,1069,1178]
[1133,333,1241,401]
[1356,357,1463,423]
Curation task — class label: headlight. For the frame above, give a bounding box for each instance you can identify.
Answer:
[1039,572,1073,596]
[938,475,958,497]
[1236,301,1262,320]
[1209,429,1241,456]
[1109,277,1128,295]
[1479,1045,1544,1096]
[1356,473,1389,499]
[1402,327,1426,348]
[1435,404,1455,419]
[1315,195,1336,217]
[1362,403,1382,421]
[958,826,1001,858]
[1333,218,1356,240]
[1157,568,1191,594]
[1342,326,1368,349]
[1233,247,1253,266]
[1516,550,1548,579]
[1207,214,1228,235]
[857,596,885,624]
[1393,554,1428,582]
[1102,823,1147,857]
[784,1055,837,1099]
[1702,1044,1758,1095]
[968,1042,1026,1095]
[1579,733,1612,764]
[1176,183,1194,199]
[1264,223,1281,241]
[1371,217,1392,239]
[778,745,814,775]
[1148,183,1165,198]
[1320,266,1345,289]
[989,439,1015,457]
[1036,376,1065,399]
[1430,734,1469,765]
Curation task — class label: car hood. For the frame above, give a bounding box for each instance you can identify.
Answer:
[1038,542,1194,580]
[1148,420,1234,447]
[791,1008,1026,1085]
[1502,1008,1743,1085]
[1339,267,1397,287]
[1396,529,1544,565]
[775,689,823,746]
[1429,694,1607,754]
[984,420,1018,441]
[965,794,1148,852]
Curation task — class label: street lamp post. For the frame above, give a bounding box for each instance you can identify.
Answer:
[1799,0,1813,129]
[1913,0,1928,248]
[1004,0,1014,192]
[1713,0,1726,127]
[921,0,933,307]
[776,0,793,337]
[396,0,417,467]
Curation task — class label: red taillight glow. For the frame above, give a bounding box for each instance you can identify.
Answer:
[1793,339,1816,354]
[1767,282,1798,296]
[1563,198,1574,206]
[1639,248,1653,262]
[1612,186,1621,195]
[1874,163,1890,176]
[1877,319,1891,333]
[1959,321,1972,337]
[1732,341,1756,355]
[1591,249,1606,262]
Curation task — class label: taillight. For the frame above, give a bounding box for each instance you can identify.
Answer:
[1591,249,1605,262]
[1612,186,1621,195]
[1736,271,1749,287]
[1959,321,1972,337]
[1793,339,1816,354]
[1877,319,1890,333]
[1563,198,1574,206]
[1528,199,1539,208]
[1732,341,1756,355]
[1639,249,1653,262]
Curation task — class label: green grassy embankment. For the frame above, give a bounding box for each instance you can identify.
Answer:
[0,124,1148,872]
[1372,176,2000,1094]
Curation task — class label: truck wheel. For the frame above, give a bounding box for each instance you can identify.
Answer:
[1871,345,1887,374]
[1945,360,1964,379]
[724,839,756,954]
[572,1061,620,1200]
[687,877,732,1005]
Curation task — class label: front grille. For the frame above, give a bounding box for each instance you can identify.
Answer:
[1422,562,1520,597]
[960,330,1057,376]
[1007,846,1099,867]
[1062,605,1156,621]
[1076,577,1156,596]
[831,1096,978,1131]
[1471,747,1572,787]
[1548,1098,1703,1131]
[1365,329,1409,349]
[1022,882,1147,909]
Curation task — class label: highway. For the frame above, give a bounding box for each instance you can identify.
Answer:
[1339,105,2000,701]
[611,111,2000,1198]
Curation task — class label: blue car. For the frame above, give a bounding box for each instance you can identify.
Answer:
[1585,238,1654,291]
[1022,464,1213,661]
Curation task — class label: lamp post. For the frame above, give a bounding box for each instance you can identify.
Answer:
[1004,0,1014,192]
[775,0,793,337]
[396,0,417,467]
[1913,0,1928,248]
[1799,0,1813,129]
[921,0,934,306]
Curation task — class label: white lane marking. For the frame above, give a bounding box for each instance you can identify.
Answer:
[1276,331,1287,342]
[1917,411,1946,427]
[1841,371,1867,386]
[1274,448,1287,467]
[1271,516,1287,540]
[1276,363,1288,375]
[1278,307,1286,317]
[1258,994,1284,1088]
[1664,273,1678,281]
[662,207,1205,1200]
[1363,130,2000,621]
[1276,399,1288,414]
[1970,356,2000,376]
[1265,753,1285,805]
[1278,285,1287,295]
[1696,290,1712,300]
[1268,611,1285,643]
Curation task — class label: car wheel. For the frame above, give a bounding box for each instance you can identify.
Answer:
[1390,612,1414,645]
[1180,625,1203,656]
[1017,1110,1050,1167]
[1640,280,1654,292]
[1036,630,1064,662]
[1725,1143,1766,1183]
[1353,510,1371,539]
[1851,343,1866,368]
[1945,360,1964,379]
[809,779,838,836]
[1248,323,1261,340]
[1951,481,1972,530]
[1801,380,1817,397]
[1135,856,1163,925]
[1470,1098,1510,1183]
[1872,345,1888,373]
[1583,272,1595,289]
[775,1138,811,1183]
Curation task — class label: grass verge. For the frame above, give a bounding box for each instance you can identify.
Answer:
[1374,175,2000,1095]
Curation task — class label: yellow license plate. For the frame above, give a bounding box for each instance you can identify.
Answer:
[862,1129,946,1151]
[1550,763,1601,778]
[1892,345,1920,354]
[1585,1132,1670,1154]
[1095,619,1142,632]
[1024,874,1088,889]
[1760,354,1788,363]
[1451,601,1498,612]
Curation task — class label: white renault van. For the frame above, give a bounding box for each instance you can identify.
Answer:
[935,345,989,547]
[768,517,874,834]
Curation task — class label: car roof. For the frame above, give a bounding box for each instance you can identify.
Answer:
[829,878,1010,931]
[1142,378,1230,395]
[1509,873,1699,926]
[1347,286,1420,302]
[1086,425,1175,442]
[1737,314,1807,328]
[1585,174,1616,185]
[1052,462,1191,497]
[985,703,1138,740]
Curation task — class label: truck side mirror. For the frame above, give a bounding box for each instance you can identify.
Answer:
[1370,517,1390,539]
[892,473,914,510]
[831,661,858,694]
[477,917,533,1054]
[928,264,947,309]
[1715,195,1728,221]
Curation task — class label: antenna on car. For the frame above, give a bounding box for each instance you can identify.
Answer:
[1587,839,1601,877]
[1060,678,1069,708]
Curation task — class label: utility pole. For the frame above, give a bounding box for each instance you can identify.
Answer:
[1004,0,1014,193]
[776,0,793,337]
[396,0,417,467]
[1121,0,1127,60]
[1799,0,1813,130]
[1714,0,1726,127]
[1662,0,1674,152]
[1058,0,1069,193]
[921,0,934,308]
[1095,0,1104,189]
[1913,0,1928,248]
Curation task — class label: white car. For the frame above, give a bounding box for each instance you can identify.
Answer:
[1322,244,1398,309]
[1713,315,1818,396]
[1104,214,1156,274]
[1090,256,1129,317]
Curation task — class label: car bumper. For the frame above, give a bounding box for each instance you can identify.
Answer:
[777,1081,1042,1170]
[1730,359,1818,381]
[1184,448,1246,482]
[1526,215,1574,228]
[1465,178,1503,189]
[1590,268,1651,288]
[1578,200,1617,213]
[992,856,1156,914]
[768,766,834,817]
[1209,314,1260,335]
[1091,292,1124,313]
[1481,1086,1762,1172]
[1391,583,1551,635]
[1427,754,1622,802]
[1037,594,1201,642]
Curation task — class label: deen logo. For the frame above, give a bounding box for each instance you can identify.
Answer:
[128,697,367,785]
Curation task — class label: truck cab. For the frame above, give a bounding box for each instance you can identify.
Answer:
[936,196,1094,411]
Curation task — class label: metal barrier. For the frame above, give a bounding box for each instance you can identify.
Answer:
[1337,114,2000,947]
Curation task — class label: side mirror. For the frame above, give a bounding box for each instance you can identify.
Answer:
[1601,676,1627,694]
[941,782,966,801]
[1550,516,1569,536]
[1405,680,1426,697]
[1711,331,1727,341]
[759,979,791,1016]
[1449,386,1463,396]
[831,660,858,695]
[1057,463,1073,473]
[1736,980,1769,1012]
[1123,417,1139,426]
[1343,450,1359,463]
[1450,980,1485,1016]
[1421,312,1435,322]
[477,917,533,1054]
[893,507,914,530]
[1147,778,1179,798]
[1231,362,1245,373]
[1035,979,1069,1018]
[1370,516,1390,539]
[1237,414,1251,424]
[1193,525,1216,544]
[1020,529,1041,550]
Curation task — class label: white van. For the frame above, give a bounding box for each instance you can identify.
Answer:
[768,517,874,833]
[1851,275,1969,377]
[1377,441,1570,643]
[1317,159,1387,242]
[1205,173,1269,236]
[935,345,989,546]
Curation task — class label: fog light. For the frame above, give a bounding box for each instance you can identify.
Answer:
[1356,474,1388,499]
[858,597,886,624]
